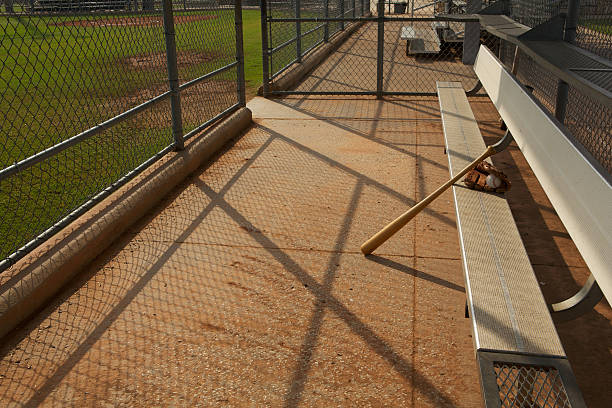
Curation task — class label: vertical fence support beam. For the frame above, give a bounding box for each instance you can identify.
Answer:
[463,0,481,65]
[376,0,384,99]
[340,0,345,30]
[162,0,184,151]
[352,0,355,17]
[324,0,329,41]
[296,0,302,62]
[260,0,270,97]
[555,0,580,123]
[234,0,246,107]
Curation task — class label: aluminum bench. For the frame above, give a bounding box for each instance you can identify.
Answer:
[437,44,611,407]
[400,25,441,55]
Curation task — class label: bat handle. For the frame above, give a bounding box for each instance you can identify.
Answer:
[360,146,496,255]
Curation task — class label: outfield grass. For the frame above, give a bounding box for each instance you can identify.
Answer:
[0,8,331,263]
[0,9,266,264]
[582,18,612,36]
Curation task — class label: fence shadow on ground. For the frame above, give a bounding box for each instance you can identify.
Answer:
[0,113,473,406]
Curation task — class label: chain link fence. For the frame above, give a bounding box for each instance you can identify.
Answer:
[506,0,611,61]
[261,0,610,174]
[498,39,611,175]
[0,0,245,272]
[263,0,370,82]
[498,0,611,175]
[262,0,483,95]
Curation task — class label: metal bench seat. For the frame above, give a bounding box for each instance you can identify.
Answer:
[437,81,586,407]
[400,25,441,55]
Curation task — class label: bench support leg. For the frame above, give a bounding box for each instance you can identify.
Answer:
[466,80,482,96]
[549,274,603,322]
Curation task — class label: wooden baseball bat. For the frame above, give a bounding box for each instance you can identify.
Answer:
[360,145,496,255]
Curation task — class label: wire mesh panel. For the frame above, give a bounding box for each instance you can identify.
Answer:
[263,0,481,95]
[383,19,479,94]
[265,0,368,80]
[494,363,571,408]
[293,21,378,92]
[508,0,566,28]
[0,0,243,271]
[498,40,611,175]
[173,3,241,138]
[576,0,611,60]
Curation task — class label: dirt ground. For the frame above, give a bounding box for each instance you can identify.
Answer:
[0,94,609,407]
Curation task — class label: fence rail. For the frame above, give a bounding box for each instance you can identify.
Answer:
[0,0,245,273]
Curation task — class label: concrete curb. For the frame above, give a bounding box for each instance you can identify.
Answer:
[260,20,366,95]
[0,107,252,340]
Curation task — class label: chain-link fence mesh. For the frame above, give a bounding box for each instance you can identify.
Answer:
[263,0,610,175]
[265,0,369,80]
[264,0,482,94]
[498,38,611,175]
[576,0,611,60]
[0,0,244,271]
[506,0,611,61]
[382,19,479,93]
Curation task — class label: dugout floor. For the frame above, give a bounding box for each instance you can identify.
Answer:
[0,96,609,407]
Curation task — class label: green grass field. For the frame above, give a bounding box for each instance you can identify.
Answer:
[582,19,612,36]
[0,9,267,263]
[0,7,332,263]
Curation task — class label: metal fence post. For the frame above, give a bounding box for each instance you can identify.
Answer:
[340,0,345,30]
[260,0,270,97]
[352,0,355,17]
[555,0,580,123]
[234,0,246,107]
[324,0,329,42]
[463,0,481,65]
[162,0,184,150]
[296,0,302,62]
[376,0,384,99]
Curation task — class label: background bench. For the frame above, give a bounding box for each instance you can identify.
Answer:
[437,44,611,407]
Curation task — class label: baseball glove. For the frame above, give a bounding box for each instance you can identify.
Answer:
[463,161,511,193]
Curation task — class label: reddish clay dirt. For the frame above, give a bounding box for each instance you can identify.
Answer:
[49,14,217,28]
[123,51,218,71]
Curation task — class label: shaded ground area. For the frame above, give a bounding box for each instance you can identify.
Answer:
[0,95,609,406]
[294,21,479,94]
[0,96,481,406]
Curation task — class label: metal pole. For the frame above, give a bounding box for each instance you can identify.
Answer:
[352,0,356,17]
[296,0,302,62]
[340,0,345,30]
[463,0,481,65]
[162,0,184,150]
[324,0,329,41]
[555,0,580,122]
[260,0,270,97]
[376,0,384,99]
[234,0,246,107]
